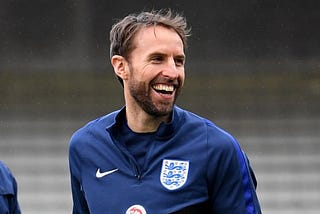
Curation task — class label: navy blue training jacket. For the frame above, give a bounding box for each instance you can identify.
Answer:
[69,106,261,213]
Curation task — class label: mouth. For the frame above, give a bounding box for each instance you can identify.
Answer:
[152,83,175,95]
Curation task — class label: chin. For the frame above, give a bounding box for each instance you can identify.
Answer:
[154,105,174,117]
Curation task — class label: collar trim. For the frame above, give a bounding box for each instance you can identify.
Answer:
[106,106,184,140]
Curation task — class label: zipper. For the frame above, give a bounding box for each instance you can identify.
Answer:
[112,138,142,181]
[132,159,142,182]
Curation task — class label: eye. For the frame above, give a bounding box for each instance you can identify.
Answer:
[174,57,185,66]
[150,55,164,63]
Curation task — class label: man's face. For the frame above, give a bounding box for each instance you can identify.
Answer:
[126,25,185,117]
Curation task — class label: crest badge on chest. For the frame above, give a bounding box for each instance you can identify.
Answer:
[160,159,189,190]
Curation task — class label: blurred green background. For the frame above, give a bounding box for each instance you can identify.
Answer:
[0,69,319,120]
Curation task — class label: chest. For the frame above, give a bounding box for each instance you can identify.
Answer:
[80,134,209,213]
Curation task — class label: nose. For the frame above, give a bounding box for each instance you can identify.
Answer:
[162,58,180,79]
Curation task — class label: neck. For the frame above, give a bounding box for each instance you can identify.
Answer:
[125,107,171,133]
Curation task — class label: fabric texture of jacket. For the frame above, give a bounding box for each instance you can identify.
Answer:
[0,161,21,214]
[69,106,261,213]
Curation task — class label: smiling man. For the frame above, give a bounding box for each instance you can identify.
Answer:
[112,24,185,131]
[69,9,261,214]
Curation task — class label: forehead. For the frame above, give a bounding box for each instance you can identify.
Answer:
[131,25,184,55]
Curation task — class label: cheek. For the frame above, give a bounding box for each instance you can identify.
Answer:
[130,62,152,80]
[139,69,157,86]
[179,70,185,86]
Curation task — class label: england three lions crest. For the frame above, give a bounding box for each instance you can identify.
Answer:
[160,159,189,190]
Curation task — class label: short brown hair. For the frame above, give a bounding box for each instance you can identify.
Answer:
[109,9,191,60]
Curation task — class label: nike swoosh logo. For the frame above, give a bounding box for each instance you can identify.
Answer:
[96,168,118,178]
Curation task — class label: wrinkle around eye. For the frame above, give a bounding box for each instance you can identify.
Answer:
[174,58,185,66]
[149,55,165,64]
[151,58,163,64]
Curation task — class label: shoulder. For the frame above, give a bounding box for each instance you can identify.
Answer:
[180,108,238,151]
[0,161,12,178]
[0,161,15,194]
[180,108,236,140]
[69,110,119,149]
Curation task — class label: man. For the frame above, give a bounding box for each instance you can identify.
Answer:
[0,161,21,214]
[69,9,261,213]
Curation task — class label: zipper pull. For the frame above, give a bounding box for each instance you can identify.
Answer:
[136,174,141,180]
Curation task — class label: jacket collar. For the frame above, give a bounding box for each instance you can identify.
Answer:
[106,105,184,140]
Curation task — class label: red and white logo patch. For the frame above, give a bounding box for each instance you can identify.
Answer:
[126,204,147,214]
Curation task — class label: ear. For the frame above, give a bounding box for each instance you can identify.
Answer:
[111,55,129,81]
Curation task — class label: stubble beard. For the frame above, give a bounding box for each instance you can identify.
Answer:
[128,77,181,117]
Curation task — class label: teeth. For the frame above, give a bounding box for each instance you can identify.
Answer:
[153,84,174,92]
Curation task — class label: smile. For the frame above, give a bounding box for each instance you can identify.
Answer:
[152,84,175,94]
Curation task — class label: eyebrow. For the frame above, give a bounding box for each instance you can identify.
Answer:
[148,52,185,60]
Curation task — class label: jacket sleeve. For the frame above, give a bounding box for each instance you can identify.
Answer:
[206,123,262,214]
[0,161,21,214]
[240,150,261,213]
[69,132,90,214]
